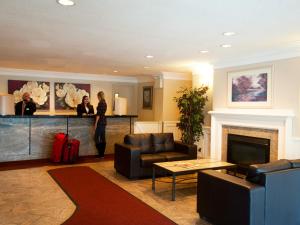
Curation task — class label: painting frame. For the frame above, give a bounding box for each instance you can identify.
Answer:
[55,82,91,110]
[227,66,273,108]
[8,80,50,110]
[142,86,153,109]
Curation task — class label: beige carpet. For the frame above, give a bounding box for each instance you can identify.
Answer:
[0,161,211,225]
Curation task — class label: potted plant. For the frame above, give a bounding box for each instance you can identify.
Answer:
[174,86,208,145]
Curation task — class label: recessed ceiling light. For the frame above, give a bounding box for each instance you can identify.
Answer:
[146,55,154,59]
[144,66,151,69]
[200,50,209,54]
[223,32,236,36]
[220,44,232,48]
[113,70,118,73]
[57,0,75,6]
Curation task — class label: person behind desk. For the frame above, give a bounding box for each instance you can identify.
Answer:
[77,95,94,116]
[15,92,36,116]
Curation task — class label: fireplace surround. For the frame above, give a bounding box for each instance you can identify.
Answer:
[209,109,295,160]
[222,125,277,163]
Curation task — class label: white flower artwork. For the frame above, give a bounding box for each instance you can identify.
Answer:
[55,82,90,110]
[8,80,50,110]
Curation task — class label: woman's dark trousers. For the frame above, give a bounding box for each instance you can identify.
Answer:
[95,125,106,157]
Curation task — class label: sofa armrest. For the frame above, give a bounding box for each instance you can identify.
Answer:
[174,141,197,159]
[197,170,265,225]
[114,143,141,179]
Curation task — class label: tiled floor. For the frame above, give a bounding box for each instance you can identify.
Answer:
[0,166,75,225]
[0,161,210,225]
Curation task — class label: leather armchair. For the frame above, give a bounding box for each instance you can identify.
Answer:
[114,133,197,179]
[197,159,300,225]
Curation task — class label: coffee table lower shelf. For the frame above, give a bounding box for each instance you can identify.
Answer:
[152,159,236,201]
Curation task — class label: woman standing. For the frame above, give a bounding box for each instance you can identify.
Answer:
[95,91,107,158]
[77,95,94,116]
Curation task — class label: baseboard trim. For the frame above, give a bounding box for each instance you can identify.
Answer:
[0,154,114,171]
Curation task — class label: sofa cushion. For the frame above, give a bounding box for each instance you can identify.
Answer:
[152,133,174,153]
[246,159,291,183]
[140,154,166,168]
[124,134,153,153]
[158,151,190,161]
[289,159,300,168]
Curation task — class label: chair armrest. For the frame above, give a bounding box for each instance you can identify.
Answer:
[114,143,141,179]
[197,170,265,225]
[261,168,300,225]
[174,141,197,158]
[199,170,263,189]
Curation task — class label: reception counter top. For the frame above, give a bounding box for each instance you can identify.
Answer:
[0,115,137,162]
[0,114,137,118]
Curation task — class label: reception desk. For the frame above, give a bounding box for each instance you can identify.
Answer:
[0,115,137,162]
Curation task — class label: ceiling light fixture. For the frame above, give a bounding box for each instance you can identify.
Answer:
[223,32,236,36]
[200,50,209,54]
[57,0,75,6]
[113,70,118,73]
[220,44,232,48]
[146,55,154,59]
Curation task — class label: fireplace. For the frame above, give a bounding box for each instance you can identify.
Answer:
[209,109,294,161]
[227,134,270,173]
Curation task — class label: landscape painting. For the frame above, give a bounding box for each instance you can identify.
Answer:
[227,67,272,108]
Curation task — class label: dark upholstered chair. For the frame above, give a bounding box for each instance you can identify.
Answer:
[114,133,197,179]
[197,159,300,225]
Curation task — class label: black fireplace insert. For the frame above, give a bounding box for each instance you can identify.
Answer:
[227,134,270,173]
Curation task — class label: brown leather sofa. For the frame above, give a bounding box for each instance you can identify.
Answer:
[197,159,300,225]
[114,133,197,179]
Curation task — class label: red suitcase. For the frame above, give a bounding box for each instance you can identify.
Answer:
[51,133,68,163]
[62,139,80,163]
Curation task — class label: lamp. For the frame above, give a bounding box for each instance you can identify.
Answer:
[113,96,128,116]
[57,0,75,6]
[0,94,15,115]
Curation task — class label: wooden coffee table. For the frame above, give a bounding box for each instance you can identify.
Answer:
[152,159,236,201]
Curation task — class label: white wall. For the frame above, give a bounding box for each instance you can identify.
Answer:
[213,56,300,136]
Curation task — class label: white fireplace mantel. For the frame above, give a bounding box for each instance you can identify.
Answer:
[209,109,296,160]
[209,109,295,117]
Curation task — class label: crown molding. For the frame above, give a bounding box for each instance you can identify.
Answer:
[136,75,155,83]
[161,72,192,80]
[214,50,300,69]
[0,67,138,83]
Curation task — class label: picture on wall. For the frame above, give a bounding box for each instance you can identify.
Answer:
[8,80,50,110]
[143,86,153,109]
[227,67,272,108]
[55,82,91,110]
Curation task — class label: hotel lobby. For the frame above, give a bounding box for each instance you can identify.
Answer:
[1,1,300,225]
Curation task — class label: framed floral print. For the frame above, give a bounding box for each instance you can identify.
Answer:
[8,80,50,110]
[55,82,90,110]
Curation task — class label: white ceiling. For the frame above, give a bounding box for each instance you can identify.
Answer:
[0,0,299,76]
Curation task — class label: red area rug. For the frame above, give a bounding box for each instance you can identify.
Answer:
[48,166,177,225]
